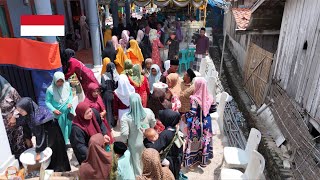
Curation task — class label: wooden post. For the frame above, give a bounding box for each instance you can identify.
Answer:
[203,0,208,27]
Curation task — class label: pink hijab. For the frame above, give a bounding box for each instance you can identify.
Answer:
[112,36,119,50]
[190,77,213,116]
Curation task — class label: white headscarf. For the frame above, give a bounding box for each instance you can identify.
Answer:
[48,72,71,104]
[148,64,162,94]
[136,29,144,43]
[114,74,135,106]
[164,60,170,71]
[149,29,158,42]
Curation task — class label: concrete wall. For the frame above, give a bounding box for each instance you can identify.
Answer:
[7,0,32,38]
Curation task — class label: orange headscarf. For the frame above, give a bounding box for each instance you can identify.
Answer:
[101,57,111,75]
[127,39,144,65]
[114,46,128,74]
[166,73,182,96]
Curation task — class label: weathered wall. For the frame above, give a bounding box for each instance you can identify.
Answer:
[274,0,320,121]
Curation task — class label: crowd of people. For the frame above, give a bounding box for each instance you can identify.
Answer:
[0,12,213,180]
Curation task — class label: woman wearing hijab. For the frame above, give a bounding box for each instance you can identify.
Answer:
[103,28,112,47]
[114,46,128,74]
[148,64,162,94]
[121,93,156,176]
[128,65,150,108]
[166,73,182,112]
[80,15,90,49]
[45,72,74,144]
[142,58,153,78]
[126,39,144,66]
[84,83,106,120]
[139,32,152,60]
[102,40,117,62]
[120,30,129,50]
[79,133,113,179]
[144,109,183,179]
[62,49,99,94]
[149,29,165,71]
[11,97,71,172]
[101,63,119,127]
[136,148,175,180]
[112,35,120,50]
[136,26,145,43]
[184,77,215,168]
[70,102,111,164]
[101,57,111,75]
[0,75,28,159]
[113,74,135,126]
[121,59,133,76]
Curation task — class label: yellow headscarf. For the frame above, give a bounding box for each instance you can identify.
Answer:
[114,46,128,74]
[101,57,111,75]
[127,39,144,64]
[103,29,112,47]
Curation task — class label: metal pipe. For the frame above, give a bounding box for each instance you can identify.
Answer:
[88,0,102,66]
[34,0,56,43]
[219,29,226,77]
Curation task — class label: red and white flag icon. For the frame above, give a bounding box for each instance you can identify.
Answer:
[20,15,65,36]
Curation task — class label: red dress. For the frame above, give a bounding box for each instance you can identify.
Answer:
[128,76,150,108]
[65,58,99,94]
[112,93,129,117]
[152,39,164,71]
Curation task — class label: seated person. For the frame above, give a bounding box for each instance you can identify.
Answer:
[113,142,135,180]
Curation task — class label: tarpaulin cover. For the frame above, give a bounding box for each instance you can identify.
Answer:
[0,38,62,107]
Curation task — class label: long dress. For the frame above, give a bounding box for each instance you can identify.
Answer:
[0,88,27,159]
[121,108,156,176]
[167,38,180,60]
[65,58,99,94]
[152,39,164,70]
[184,99,214,167]
[45,82,74,144]
[128,76,150,108]
[101,73,118,127]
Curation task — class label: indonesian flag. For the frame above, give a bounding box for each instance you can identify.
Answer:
[20,15,64,36]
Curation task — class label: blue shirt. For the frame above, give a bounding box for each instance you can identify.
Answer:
[117,150,135,180]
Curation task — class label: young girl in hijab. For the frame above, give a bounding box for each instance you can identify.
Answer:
[144,109,183,179]
[166,73,182,112]
[70,102,111,164]
[128,65,150,108]
[62,49,99,95]
[121,93,156,176]
[113,74,135,127]
[101,57,111,75]
[114,46,128,74]
[184,77,215,168]
[45,72,74,144]
[148,64,162,94]
[126,39,144,66]
[79,133,113,179]
[149,29,164,70]
[101,63,119,127]
[84,83,106,119]
[12,97,71,172]
[136,148,175,180]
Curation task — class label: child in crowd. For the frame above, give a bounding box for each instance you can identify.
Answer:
[143,128,170,167]
[113,142,135,180]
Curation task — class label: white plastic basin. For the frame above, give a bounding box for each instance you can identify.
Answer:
[19,147,52,170]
